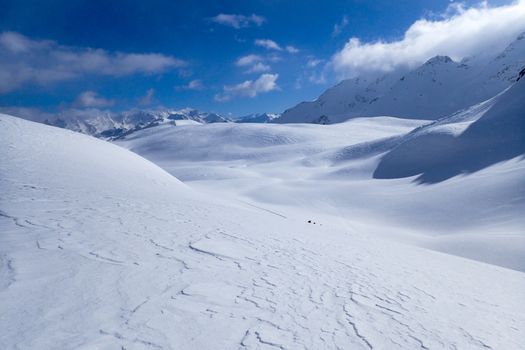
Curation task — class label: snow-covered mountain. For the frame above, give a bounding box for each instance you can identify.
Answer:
[234,112,281,123]
[40,108,282,139]
[43,108,231,139]
[276,32,525,123]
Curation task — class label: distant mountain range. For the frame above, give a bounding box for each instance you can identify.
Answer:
[275,32,525,124]
[43,108,281,139]
[232,112,280,123]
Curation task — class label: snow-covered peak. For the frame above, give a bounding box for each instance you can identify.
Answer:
[277,34,524,124]
[489,31,525,83]
[423,55,454,66]
[276,72,402,124]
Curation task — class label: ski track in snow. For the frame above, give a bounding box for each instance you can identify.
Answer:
[1,115,525,349]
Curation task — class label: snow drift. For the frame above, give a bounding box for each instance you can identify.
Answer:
[374,76,525,183]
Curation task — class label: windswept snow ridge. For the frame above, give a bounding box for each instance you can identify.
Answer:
[1,114,524,349]
[374,77,525,183]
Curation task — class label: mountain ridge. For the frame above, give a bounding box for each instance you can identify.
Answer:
[276,32,525,124]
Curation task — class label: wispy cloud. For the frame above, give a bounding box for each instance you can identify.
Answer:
[236,54,272,74]
[294,56,329,89]
[255,39,282,51]
[0,31,186,93]
[236,54,264,66]
[176,79,204,91]
[332,15,349,37]
[246,62,271,73]
[187,79,204,90]
[306,57,324,68]
[285,45,299,53]
[74,91,115,108]
[254,39,299,54]
[138,88,155,106]
[332,1,525,77]
[211,14,266,29]
[215,73,279,101]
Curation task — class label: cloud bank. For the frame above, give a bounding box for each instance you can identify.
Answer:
[0,32,186,93]
[332,1,525,77]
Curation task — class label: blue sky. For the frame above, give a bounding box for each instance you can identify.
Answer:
[0,0,521,117]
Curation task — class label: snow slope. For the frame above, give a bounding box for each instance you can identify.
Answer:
[277,32,525,123]
[374,76,525,183]
[2,114,525,349]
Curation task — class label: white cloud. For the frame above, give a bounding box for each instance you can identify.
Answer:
[307,58,324,68]
[332,15,349,37]
[215,73,279,101]
[213,94,231,103]
[139,88,155,106]
[236,54,264,66]
[332,1,525,77]
[236,54,272,74]
[74,91,114,108]
[254,40,298,53]
[188,79,204,90]
[0,31,186,93]
[176,79,204,91]
[308,72,327,85]
[211,14,265,29]
[246,62,271,73]
[255,39,282,51]
[266,54,283,63]
[285,45,300,53]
